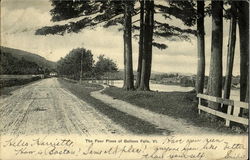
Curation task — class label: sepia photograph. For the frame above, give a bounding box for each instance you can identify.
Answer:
[0,0,249,159]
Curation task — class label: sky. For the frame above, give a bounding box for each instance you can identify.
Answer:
[1,0,241,75]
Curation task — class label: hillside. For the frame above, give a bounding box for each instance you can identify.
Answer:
[0,46,56,71]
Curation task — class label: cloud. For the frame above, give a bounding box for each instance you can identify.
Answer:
[1,7,52,35]
[153,39,196,57]
[1,0,51,12]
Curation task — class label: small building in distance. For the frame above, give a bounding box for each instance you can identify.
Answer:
[49,72,58,77]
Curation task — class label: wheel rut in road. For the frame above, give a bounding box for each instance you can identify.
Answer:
[0,78,127,135]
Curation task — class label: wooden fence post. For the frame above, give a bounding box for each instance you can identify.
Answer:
[198,95,201,115]
[233,101,241,117]
[226,105,232,126]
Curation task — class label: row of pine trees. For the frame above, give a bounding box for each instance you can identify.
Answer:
[194,1,249,114]
[36,0,249,113]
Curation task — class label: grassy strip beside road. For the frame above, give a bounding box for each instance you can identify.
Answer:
[0,77,42,96]
[0,85,24,96]
[0,75,42,88]
[58,78,171,135]
[103,86,246,134]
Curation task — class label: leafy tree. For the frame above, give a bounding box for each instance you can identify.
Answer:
[57,48,94,80]
[94,55,118,77]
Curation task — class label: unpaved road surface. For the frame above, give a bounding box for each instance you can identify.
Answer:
[91,85,222,135]
[0,78,127,135]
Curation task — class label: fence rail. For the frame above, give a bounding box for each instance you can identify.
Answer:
[87,79,114,86]
[197,93,249,126]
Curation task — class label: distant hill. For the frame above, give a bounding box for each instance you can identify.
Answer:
[0,46,56,70]
[116,69,195,80]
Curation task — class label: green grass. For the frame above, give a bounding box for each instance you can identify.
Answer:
[103,86,247,134]
[58,78,171,135]
[0,78,42,96]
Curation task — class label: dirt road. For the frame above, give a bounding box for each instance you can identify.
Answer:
[91,85,222,135]
[0,78,127,135]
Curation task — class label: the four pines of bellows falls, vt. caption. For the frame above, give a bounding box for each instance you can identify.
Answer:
[1,135,247,160]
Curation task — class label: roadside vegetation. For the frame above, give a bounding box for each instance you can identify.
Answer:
[103,86,247,134]
[0,85,21,97]
[0,75,42,88]
[0,76,42,96]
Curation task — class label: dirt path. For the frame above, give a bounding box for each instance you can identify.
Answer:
[0,78,127,135]
[91,85,222,135]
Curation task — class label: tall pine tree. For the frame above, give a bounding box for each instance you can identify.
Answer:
[208,1,223,111]
[196,0,205,94]
[236,1,249,102]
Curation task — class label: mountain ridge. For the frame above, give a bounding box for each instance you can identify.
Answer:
[0,46,56,70]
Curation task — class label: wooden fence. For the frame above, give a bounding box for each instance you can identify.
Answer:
[63,77,115,86]
[197,94,249,126]
[88,79,114,86]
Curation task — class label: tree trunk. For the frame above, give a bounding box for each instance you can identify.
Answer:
[208,1,223,111]
[145,0,154,88]
[237,1,249,102]
[196,0,205,94]
[123,32,127,88]
[135,0,144,89]
[123,2,134,90]
[138,0,154,91]
[222,2,237,113]
[245,74,249,102]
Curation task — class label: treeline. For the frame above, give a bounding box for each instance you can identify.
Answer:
[152,73,180,80]
[36,0,249,112]
[152,73,240,88]
[57,48,118,80]
[0,51,44,75]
